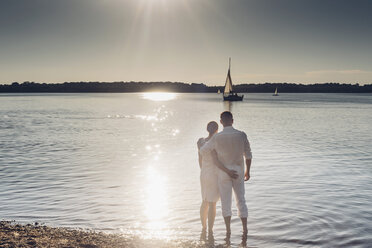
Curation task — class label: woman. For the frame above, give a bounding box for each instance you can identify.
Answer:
[197,121,219,237]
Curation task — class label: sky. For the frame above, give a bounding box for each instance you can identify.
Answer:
[0,0,371,85]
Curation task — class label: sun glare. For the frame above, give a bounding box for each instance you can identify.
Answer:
[144,167,168,232]
[142,92,177,101]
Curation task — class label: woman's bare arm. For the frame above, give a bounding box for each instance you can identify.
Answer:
[197,139,203,169]
[198,152,202,169]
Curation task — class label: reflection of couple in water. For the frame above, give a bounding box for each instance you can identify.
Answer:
[197,111,252,246]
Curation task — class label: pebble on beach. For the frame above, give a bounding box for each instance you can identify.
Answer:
[0,221,206,248]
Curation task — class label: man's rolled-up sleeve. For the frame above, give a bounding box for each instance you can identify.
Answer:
[243,132,252,159]
[199,136,216,156]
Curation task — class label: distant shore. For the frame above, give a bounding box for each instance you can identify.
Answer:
[0,221,203,248]
[1,81,372,93]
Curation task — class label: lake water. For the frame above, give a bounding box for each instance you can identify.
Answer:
[1,93,372,247]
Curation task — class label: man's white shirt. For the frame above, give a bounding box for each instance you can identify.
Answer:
[199,126,252,167]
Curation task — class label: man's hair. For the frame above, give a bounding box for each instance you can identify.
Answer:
[220,111,233,122]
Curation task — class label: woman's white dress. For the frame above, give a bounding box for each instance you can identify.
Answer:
[198,138,220,202]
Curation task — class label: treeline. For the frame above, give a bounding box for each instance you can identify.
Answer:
[0,81,371,93]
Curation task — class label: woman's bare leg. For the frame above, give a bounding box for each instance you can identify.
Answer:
[200,201,209,230]
[208,202,216,232]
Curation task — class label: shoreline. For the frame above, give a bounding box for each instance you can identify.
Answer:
[1,82,371,94]
[0,221,204,248]
[1,91,372,94]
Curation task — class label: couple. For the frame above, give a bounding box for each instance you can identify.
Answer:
[197,111,252,245]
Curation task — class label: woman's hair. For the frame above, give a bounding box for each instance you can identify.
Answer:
[207,121,218,134]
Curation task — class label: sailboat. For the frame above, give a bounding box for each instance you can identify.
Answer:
[273,87,279,96]
[223,58,244,101]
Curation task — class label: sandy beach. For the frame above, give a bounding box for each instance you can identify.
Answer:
[0,221,206,248]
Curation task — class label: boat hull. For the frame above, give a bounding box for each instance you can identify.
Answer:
[223,94,244,101]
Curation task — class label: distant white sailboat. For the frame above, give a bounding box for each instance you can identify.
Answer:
[218,89,221,94]
[273,87,279,96]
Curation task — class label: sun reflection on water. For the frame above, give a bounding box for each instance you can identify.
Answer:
[144,166,169,236]
[142,92,177,101]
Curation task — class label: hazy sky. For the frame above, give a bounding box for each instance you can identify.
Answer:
[1,0,371,85]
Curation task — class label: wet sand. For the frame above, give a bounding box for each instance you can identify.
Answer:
[0,221,206,248]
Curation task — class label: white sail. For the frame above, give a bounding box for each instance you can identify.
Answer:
[224,70,233,95]
[274,88,278,95]
[222,58,244,101]
[224,58,233,95]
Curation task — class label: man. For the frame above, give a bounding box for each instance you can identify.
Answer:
[200,111,252,245]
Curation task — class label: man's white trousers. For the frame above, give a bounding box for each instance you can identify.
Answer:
[218,164,248,218]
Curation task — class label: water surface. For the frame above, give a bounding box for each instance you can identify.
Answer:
[1,93,372,247]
